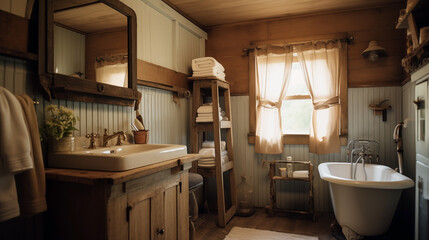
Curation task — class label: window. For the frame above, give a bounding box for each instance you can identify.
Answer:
[281,60,312,134]
[248,36,348,146]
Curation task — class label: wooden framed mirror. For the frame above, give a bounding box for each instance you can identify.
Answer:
[39,0,140,107]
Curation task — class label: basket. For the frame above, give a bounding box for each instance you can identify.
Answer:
[133,130,149,144]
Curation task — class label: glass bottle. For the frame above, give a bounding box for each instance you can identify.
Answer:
[236,175,254,217]
[286,156,293,177]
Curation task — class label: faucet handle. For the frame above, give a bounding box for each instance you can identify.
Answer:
[86,133,100,149]
[115,131,127,146]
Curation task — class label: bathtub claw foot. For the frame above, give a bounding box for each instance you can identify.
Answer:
[342,226,364,240]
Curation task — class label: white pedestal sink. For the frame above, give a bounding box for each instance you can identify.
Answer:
[48,144,188,171]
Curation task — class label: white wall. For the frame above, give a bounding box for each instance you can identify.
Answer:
[53,25,85,77]
[120,0,207,74]
[231,87,403,212]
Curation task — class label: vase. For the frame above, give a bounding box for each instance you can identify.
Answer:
[50,136,75,152]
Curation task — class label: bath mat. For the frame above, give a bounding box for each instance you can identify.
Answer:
[223,227,318,240]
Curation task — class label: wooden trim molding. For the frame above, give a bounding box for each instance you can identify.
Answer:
[137,59,191,93]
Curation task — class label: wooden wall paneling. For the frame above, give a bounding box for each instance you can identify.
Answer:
[11,0,26,18]
[0,10,30,55]
[0,1,11,13]
[137,59,190,92]
[206,5,406,94]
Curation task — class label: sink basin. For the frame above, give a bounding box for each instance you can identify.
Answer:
[48,144,188,171]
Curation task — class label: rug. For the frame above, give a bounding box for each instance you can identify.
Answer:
[223,227,318,240]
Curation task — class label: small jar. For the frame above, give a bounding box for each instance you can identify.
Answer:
[279,167,287,177]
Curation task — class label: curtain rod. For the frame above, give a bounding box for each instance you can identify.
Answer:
[242,35,354,56]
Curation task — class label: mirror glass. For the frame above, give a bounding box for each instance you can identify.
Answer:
[53,2,129,88]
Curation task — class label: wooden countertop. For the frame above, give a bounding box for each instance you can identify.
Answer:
[45,154,199,185]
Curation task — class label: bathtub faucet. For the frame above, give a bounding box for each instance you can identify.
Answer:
[347,140,379,180]
[352,153,367,180]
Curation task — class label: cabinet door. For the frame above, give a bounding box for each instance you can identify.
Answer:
[416,80,428,159]
[129,193,162,240]
[128,175,188,240]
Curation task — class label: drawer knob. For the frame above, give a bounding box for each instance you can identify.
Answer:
[157,228,165,235]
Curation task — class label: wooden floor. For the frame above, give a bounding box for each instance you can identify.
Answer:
[194,208,337,240]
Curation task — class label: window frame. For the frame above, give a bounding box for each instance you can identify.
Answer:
[248,33,349,145]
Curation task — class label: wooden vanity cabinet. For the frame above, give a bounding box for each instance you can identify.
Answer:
[45,155,198,240]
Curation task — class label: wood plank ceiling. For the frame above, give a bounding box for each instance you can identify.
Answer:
[162,0,405,27]
[54,2,127,34]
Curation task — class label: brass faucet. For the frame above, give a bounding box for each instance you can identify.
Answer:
[103,128,127,147]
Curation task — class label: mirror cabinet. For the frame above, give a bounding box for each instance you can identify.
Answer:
[39,0,140,106]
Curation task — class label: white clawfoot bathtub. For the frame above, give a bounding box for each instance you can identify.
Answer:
[318,162,414,237]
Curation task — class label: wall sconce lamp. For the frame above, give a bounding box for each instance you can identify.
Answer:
[362,41,386,62]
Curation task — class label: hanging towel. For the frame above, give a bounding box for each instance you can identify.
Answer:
[0,87,33,222]
[202,141,226,150]
[15,95,47,217]
[192,57,225,72]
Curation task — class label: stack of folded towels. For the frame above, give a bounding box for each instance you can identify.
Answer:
[196,103,228,122]
[192,57,226,81]
[198,141,229,168]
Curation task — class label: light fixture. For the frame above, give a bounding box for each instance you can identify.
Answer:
[362,41,386,62]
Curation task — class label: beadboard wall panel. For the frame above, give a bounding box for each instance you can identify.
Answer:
[230,86,402,212]
[0,55,189,147]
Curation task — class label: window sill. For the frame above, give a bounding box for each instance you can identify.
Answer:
[247,133,348,146]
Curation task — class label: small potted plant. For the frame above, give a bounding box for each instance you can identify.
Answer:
[40,105,79,152]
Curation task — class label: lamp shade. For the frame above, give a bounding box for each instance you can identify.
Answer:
[362,41,386,59]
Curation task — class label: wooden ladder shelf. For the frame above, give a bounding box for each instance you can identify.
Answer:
[190,79,237,227]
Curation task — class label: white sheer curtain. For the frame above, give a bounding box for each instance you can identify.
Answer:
[296,41,343,154]
[95,53,128,88]
[255,46,293,154]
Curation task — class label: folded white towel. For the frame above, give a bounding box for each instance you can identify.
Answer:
[202,141,226,150]
[198,148,228,158]
[193,72,225,81]
[292,170,309,178]
[192,57,225,72]
[197,105,215,114]
[198,155,229,168]
[193,69,225,78]
[197,112,222,117]
[196,116,215,122]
